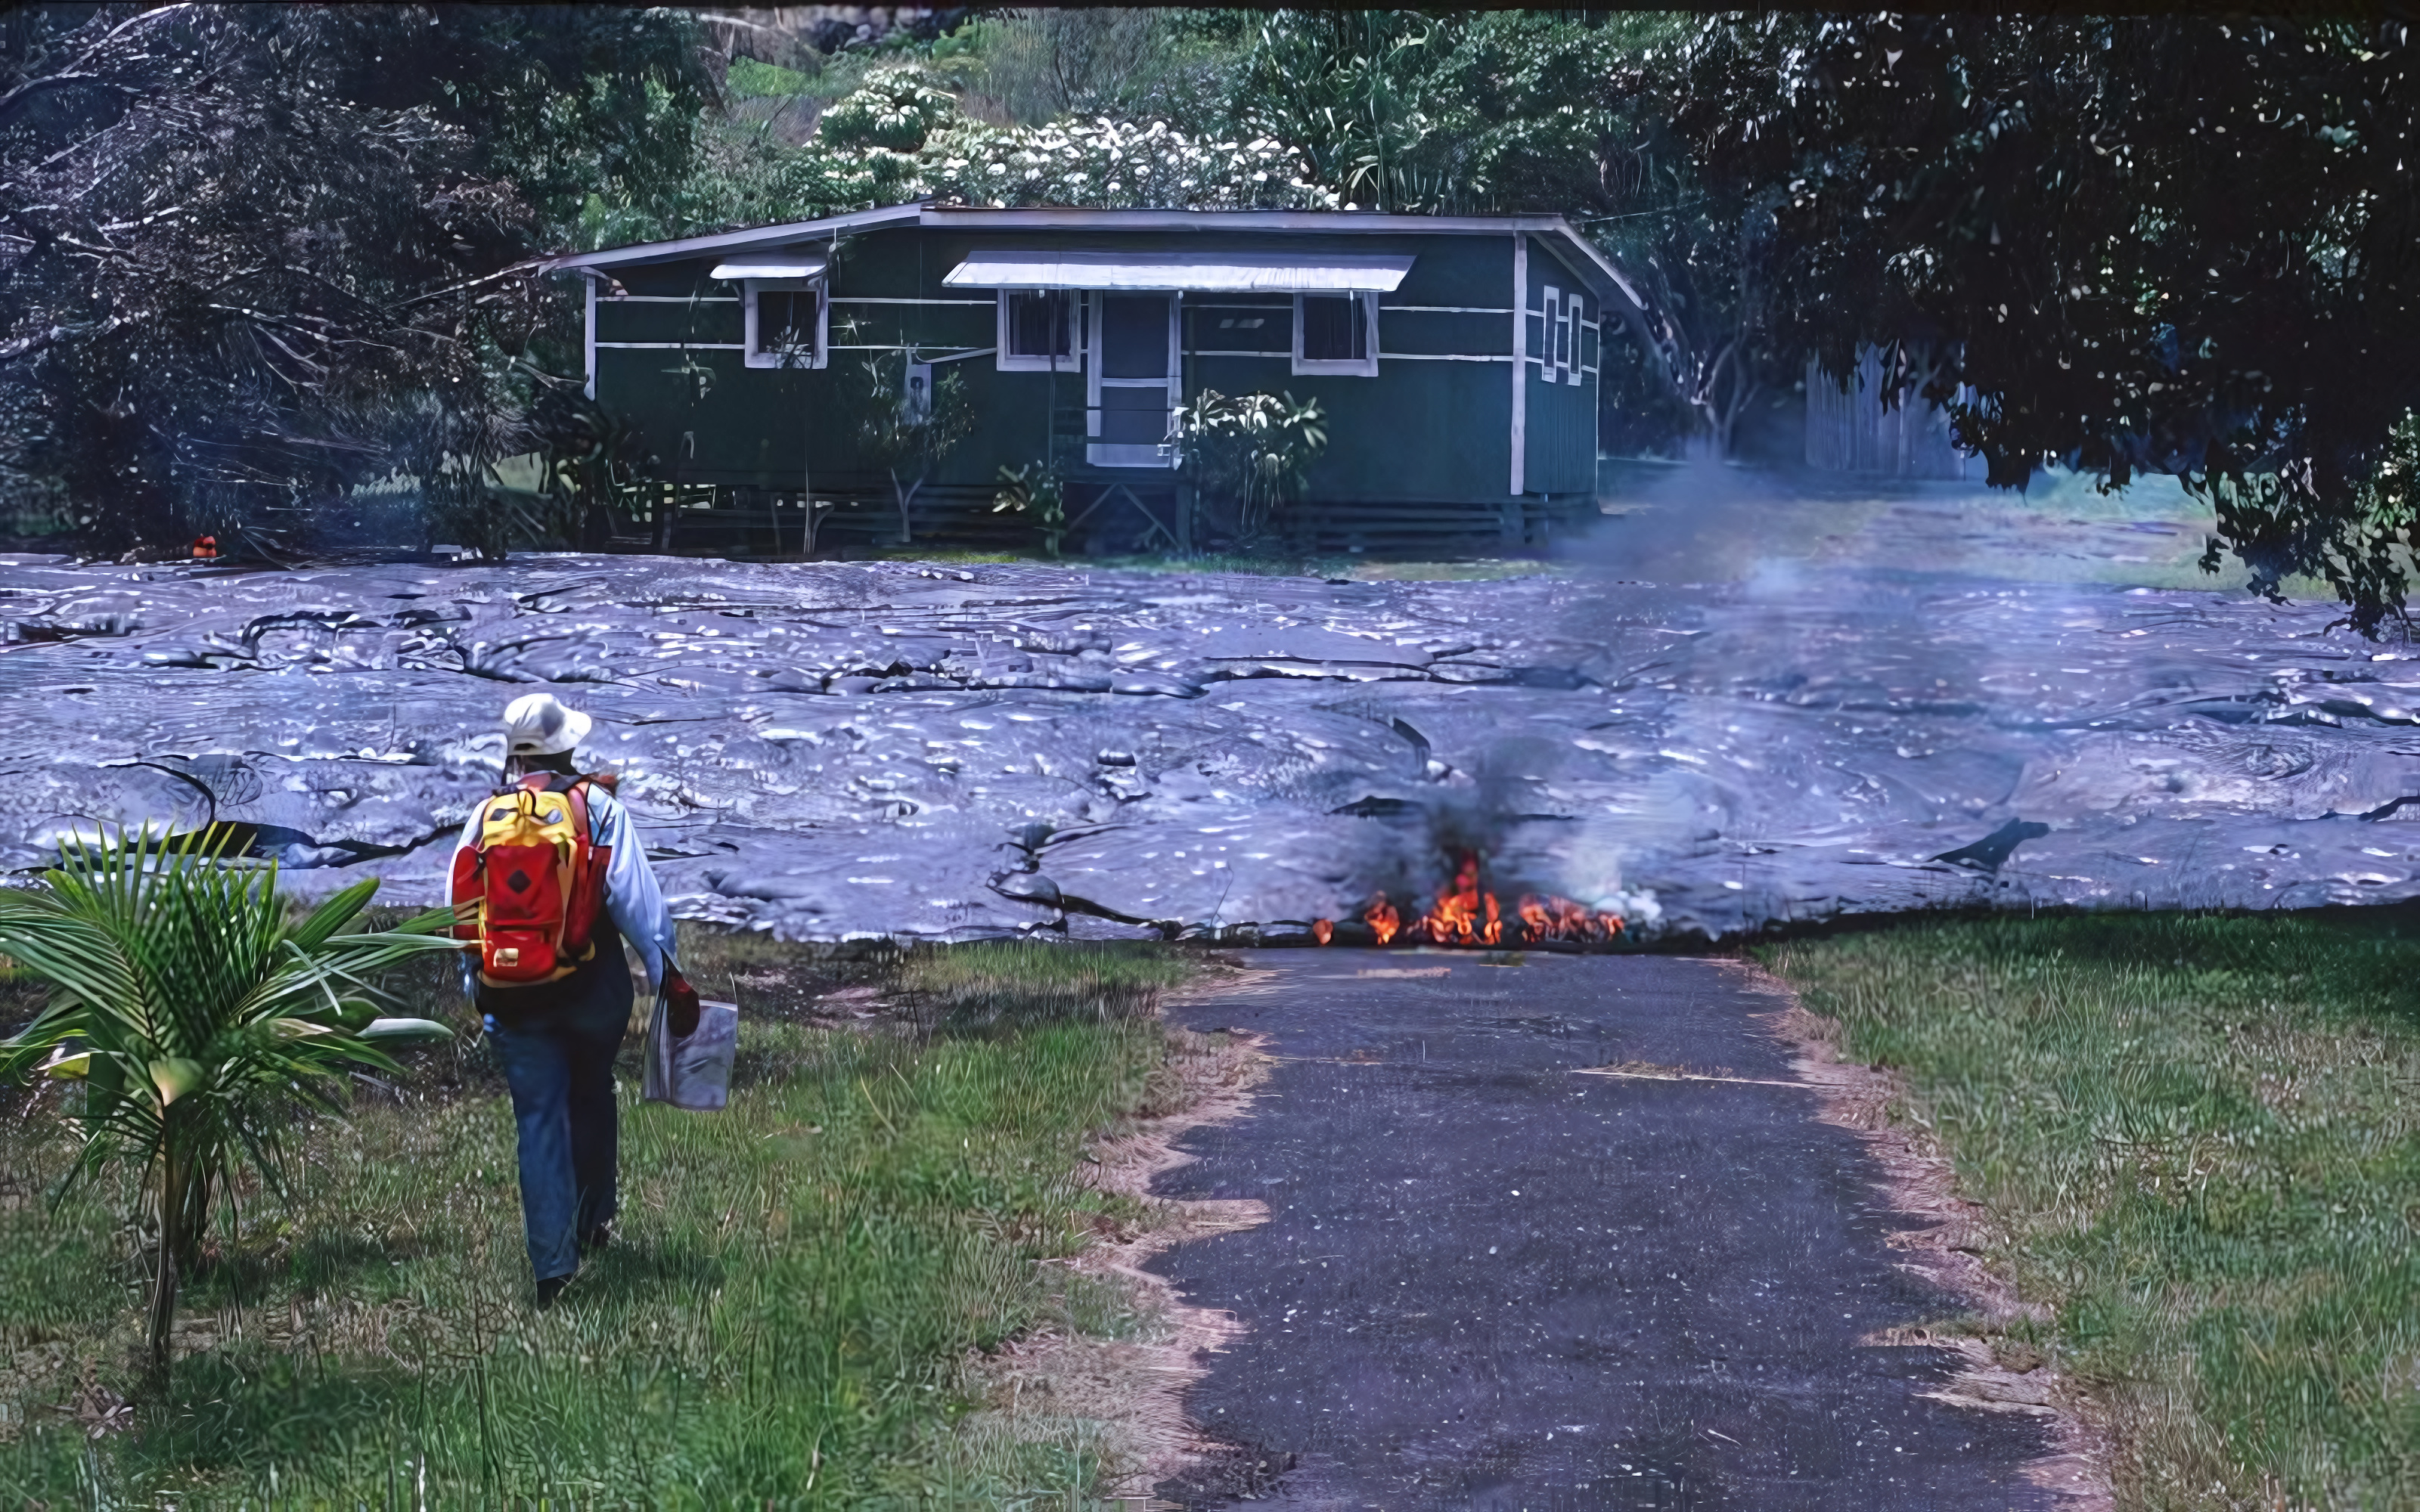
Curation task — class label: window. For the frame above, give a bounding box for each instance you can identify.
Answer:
[997,290,1080,371]
[1292,291,1378,376]
[1543,284,1568,381]
[745,281,824,369]
[1566,292,1587,386]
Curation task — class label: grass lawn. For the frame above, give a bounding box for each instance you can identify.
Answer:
[0,932,1205,1507]
[1761,909,2420,1510]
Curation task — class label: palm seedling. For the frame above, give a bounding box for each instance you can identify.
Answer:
[0,828,464,1382]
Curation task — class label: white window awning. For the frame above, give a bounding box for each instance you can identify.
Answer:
[709,250,827,280]
[945,249,1414,293]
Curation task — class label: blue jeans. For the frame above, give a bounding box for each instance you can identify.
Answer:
[487,1015,622,1281]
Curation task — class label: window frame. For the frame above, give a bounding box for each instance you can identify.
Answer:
[1565,291,1587,386]
[995,289,1084,372]
[1290,290,1379,377]
[1543,283,1568,382]
[743,279,827,370]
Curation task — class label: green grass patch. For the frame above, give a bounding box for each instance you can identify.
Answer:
[727,56,815,99]
[0,936,1201,1507]
[1760,909,2420,1509]
[891,939,1194,1033]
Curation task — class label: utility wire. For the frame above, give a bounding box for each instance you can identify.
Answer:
[1578,198,1711,225]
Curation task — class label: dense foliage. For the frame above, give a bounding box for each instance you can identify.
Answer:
[584,58,1339,248]
[0,5,708,553]
[8,5,2419,629]
[1171,389,1329,542]
[1673,14,2420,630]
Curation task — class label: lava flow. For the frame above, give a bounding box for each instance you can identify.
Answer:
[1315,854,1624,948]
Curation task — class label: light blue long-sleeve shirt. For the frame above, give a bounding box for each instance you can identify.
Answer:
[453,779,677,989]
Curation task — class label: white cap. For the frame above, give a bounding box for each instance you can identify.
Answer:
[501,692,591,758]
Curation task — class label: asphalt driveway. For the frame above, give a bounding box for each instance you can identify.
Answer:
[1148,951,2055,1511]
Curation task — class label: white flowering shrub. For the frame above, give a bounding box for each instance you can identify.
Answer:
[821,66,961,154]
[922,118,1338,211]
[588,68,1338,243]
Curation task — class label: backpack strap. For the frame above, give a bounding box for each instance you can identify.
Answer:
[561,776,592,844]
[504,771,600,836]
[562,776,612,954]
[563,772,621,844]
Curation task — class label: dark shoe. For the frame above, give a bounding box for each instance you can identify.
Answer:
[535,1272,572,1309]
[581,1222,613,1255]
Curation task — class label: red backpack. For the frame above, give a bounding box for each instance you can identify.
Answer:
[451,773,614,987]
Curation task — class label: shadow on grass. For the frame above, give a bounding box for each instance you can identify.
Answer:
[187,1231,439,1309]
[123,1350,419,1483]
[569,1233,727,1306]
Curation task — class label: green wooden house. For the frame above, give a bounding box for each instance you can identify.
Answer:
[552,203,1640,554]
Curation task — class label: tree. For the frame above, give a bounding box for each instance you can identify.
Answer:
[1673,14,2420,631]
[960,9,1247,127]
[853,350,973,545]
[0,832,457,1380]
[1221,11,1770,457]
[523,376,653,552]
[1227,11,1452,214]
[0,5,709,553]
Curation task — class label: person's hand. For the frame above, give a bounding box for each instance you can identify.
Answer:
[666,971,701,1038]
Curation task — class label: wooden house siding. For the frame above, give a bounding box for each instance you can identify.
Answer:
[571,209,1628,549]
[1521,236,1601,498]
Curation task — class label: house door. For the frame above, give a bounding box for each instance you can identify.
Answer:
[1087,293,1179,468]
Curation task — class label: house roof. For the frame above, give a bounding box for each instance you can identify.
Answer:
[549,203,1647,318]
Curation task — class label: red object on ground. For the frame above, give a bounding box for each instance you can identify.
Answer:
[191,536,218,559]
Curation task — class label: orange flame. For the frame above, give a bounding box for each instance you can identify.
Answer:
[1314,854,1624,949]
[1422,854,1502,946]
[1365,892,1401,946]
[1513,891,1624,945]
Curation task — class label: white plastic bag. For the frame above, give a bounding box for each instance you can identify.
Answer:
[642,993,739,1111]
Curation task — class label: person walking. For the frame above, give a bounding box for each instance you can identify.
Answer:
[450,692,698,1306]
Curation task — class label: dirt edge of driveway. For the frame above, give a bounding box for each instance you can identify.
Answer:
[1733,958,2117,1512]
[957,1016,1275,1507]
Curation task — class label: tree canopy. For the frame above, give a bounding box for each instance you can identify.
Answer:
[0,5,707,551]
[8,5,2420,633]
[1674,14,2420,630]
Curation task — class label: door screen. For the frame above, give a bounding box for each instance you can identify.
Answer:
[1089,293,1177,466]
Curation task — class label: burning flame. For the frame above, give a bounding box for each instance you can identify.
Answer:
[1426,855,1502,947]
[1366,892,1400,946]
[1317,854,1623,949]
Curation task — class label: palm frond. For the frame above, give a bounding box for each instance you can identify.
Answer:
[360,1017,453,1043]
[2,824,458,1358]
[286,878,380,952]
[0,894,145,1047]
